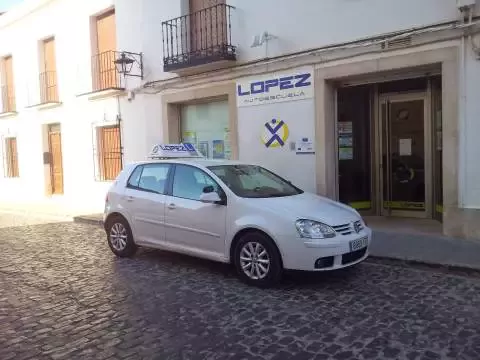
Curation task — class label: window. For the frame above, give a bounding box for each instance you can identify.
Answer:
[208,164,303,198]
[4,137,19,178]
[180,100,231,159]
[97,125,122,181]
[40,37,58,103]
[172,165,220,201]
[1,55,15,113]
[127,164,171,194]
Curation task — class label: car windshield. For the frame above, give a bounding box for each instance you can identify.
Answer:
[207,164,303,198]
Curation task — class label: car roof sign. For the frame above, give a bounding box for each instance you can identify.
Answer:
[148,143,204,159]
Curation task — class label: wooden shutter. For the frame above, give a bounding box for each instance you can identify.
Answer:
[94,10,117,90]
[5,137,19,178]
[42,38,58,102]
[3,56,15,112]
[97,10,116,54]
[98,125,122,181]
[189,0,226,53]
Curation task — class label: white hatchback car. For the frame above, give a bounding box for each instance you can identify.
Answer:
[103,144,371,287]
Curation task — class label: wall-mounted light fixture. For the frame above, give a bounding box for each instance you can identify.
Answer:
[114,51,144,79]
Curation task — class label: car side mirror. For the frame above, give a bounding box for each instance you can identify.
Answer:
[199,191,222,203]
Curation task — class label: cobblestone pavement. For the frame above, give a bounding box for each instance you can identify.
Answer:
[1,215,480,360]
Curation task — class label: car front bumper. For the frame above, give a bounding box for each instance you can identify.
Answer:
[278,227,372,271]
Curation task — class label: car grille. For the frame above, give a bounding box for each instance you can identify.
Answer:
[332,220,364,236]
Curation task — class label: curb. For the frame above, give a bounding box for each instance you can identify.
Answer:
[73,216,104,226]
[367,255,480,277]
[0,208,74,222]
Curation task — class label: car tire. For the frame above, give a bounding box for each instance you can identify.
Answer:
[106,216,137,258]
[234,232,283,288]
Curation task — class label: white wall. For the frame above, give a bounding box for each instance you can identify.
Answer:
[0,0,122,213]
[461,43,480,208]
[227,0,464,62]
[236,67,316,193]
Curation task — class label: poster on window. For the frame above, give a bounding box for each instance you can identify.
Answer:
[182,131,197,145]
[212,140,225,159]
[223,128,232,159]
[198,141,209,157]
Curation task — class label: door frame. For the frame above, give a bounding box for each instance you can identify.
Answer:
[376,91,432,219]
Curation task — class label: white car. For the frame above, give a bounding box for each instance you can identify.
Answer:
[103,144,371,287]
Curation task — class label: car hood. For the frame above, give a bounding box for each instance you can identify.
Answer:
[247,192,360,226]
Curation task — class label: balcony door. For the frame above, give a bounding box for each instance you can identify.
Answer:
[41,37,57,103]
[189,0,226,54]
[94,9,118,91]
[1,56,15,112]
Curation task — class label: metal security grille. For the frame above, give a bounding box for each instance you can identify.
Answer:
[5,137,19,178]
[39,71,59,104]
[91,51,122,92]
[162,3,236,72]
[1,84,15,113]
[97,125,122,181]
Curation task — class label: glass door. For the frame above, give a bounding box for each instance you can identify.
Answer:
[379,93,432,218]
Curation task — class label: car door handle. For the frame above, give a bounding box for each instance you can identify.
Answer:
[167,203,176,210]
[126,196,134,202]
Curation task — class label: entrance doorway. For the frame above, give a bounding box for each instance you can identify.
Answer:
[379,93,431,218]
[48,124,64,195]
[337,76,441,221]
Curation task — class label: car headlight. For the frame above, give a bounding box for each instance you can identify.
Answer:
[295,219,336,239]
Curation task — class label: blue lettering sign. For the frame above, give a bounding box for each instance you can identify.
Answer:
[237,72,312,96]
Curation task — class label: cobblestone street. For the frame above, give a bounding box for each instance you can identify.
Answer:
[1,214,480,360]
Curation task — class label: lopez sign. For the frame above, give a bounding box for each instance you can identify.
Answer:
[236,67,314,107]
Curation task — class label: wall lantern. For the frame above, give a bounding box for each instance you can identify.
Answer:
[114,51,144,79]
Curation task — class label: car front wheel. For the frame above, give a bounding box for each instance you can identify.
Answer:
[106,216,137,258]
[234,232,283,287]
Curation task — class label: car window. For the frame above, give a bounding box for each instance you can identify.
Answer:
[208,164,303,198]
[127,163,170,194]
[127,165,143,188]
[172,165,220,201]
[138,164,171,194]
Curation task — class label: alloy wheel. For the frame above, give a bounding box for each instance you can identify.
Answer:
[239,241,271,280]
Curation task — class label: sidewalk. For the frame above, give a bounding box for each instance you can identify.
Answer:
[73,213,480,271]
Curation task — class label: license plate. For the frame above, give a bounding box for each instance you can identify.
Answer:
[349,236,368,252]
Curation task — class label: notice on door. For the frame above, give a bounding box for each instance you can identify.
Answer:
[399,138,412,156]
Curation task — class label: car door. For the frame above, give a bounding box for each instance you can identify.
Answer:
[164,164,227,259]
[123,163,172,245]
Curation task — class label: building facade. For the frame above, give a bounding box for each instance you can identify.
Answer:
[1,0,480,239]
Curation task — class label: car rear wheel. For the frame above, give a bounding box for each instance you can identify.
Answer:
[106,216,137,258]
[234,232,283,288]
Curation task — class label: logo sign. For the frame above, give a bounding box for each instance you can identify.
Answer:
[261,119,289,148]
[353,221,361,234]
[149,143,201,158]
[236,67,314,107]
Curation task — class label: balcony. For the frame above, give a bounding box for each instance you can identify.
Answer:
[0,85,16,116]
[91,50,123,93]
[39,71,59,104]
[162,4,236,73]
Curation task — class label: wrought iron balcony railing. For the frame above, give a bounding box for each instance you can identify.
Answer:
[0,85,16,113]
[91,50,123,92]
[162,4,236,72]
[39,71,59,104]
